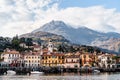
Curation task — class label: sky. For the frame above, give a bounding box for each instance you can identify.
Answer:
[0,0,120,37]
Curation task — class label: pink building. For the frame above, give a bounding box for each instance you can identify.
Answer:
[64,53,80,68]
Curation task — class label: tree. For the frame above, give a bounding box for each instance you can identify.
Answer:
[11,35,20,50]
[20,37,26,43]
[26,38,33,49]
[69,46,76,52]
[58,45,68,53]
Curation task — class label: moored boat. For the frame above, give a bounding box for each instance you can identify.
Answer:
[7,70,16,75]
[31,71,44,74]
[93,70,100,73]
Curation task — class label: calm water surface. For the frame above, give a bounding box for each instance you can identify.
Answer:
[0,72,120,80]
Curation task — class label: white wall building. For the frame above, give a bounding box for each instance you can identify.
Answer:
[24,52,41,68]
[98,53,116,68]
[1,49,21,66]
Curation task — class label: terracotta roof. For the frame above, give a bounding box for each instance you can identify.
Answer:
[24,52,40,56]
[42,53,64,56]
[3,50,19,54]
[65,55,80,58]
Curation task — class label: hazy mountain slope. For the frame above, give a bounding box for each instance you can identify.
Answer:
[32,20,120,45]
[20,31,70,45]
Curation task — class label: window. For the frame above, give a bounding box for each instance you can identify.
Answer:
[84,55,86,58]
[74,65,78,68]
[59,56,61,59]
[12,54,14,57]
[52,56,56,58]
[9,54,10,57]
[71,59,73,62]
[66,59,68,63]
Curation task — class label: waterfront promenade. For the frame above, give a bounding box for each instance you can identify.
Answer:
[1,67,120,75]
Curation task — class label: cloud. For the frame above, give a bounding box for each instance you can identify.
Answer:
[0,0,120,37]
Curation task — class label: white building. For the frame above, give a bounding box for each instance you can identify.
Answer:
[24,52,41,68]
[98,53,116,68]
[1,49,21,67]
[19,43,33,48]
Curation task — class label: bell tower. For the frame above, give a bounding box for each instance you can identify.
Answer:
[48,40,53,53]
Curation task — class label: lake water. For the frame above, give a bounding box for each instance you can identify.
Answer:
[0,72,120,80]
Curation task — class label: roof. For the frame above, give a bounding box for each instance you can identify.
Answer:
[3,50,19,54]
[41,52,64,56]
[24,52,40,56]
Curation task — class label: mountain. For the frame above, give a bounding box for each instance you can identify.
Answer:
[91,38,120,53]
[32,20,120,53]
[20,31,70,46]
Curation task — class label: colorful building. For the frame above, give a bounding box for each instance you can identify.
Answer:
[41,53,64,67]
[24,52,41,68]
[98,53,116,68]
[1,48,21,67]
[80,52,92,67]
[64,52,80,68]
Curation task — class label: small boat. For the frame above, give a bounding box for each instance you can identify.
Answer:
[93,70,100,73]
[31,71,43,74]
[7,70,16,75]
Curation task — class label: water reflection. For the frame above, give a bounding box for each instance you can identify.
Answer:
[0,72,120,80]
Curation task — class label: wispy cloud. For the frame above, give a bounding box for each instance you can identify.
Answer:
[0,0,120,37]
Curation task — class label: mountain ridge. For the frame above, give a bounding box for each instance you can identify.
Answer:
[32,20,120,53]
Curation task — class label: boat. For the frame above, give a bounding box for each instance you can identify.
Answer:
[7,70,16,75]
[31,71,44,74]
[93,69,100,73]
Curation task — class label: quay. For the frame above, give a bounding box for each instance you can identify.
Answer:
[1,67,120,75]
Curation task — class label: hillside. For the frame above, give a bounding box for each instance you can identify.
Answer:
[32,20,120,53]
[20,31,70,46]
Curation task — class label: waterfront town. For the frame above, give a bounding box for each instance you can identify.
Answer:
[0,38,120,75]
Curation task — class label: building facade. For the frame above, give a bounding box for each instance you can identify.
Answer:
[81,53,92,67]
[98,53,116,68]
[41,53,64,67]
[24,52,41,68]
[1,49,21,67]
[64,53,80,68]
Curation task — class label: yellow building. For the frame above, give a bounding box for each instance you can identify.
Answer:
[41,53,64,67]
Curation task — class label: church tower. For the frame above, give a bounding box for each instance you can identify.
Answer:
[48,40,54,53]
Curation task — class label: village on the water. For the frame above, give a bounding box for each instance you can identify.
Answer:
[1,37,120,75]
